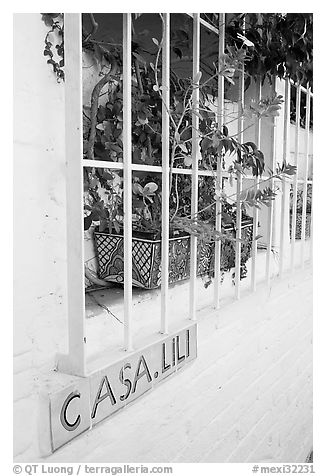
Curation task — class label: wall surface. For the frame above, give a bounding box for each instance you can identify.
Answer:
[13,13,68,460]
[13,13,313,464]
[35,266,313,463]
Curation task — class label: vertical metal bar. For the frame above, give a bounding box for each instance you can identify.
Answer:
[213,13,225,309]
[301,86,311,267]
[57,13,86,377]
[161,13,170,333]
[290,84,301,273]
[309,186,313,263]
[266,77,277,286]
[234,16,245,300]
[123,13,133,351]
[189,13,200,321]
[279,79,290,277]
[251,79,261,292]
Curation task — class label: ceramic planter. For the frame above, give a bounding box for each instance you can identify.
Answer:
[93,220,253,289]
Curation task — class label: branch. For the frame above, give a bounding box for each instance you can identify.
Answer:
[181,171,283,219]
[84,13,98,43]
[87,57,118,161]
[134,58,144,94]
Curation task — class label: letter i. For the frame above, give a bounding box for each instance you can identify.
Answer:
[186,329,190,357]
[172,338,176,366]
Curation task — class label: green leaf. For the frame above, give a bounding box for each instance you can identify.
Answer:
[113,220,121,234]
[179,143,188,153]
[132,183,144,195]
[201,137,212,151]
[102,171,114,181]
[133,52,147,65]
[84,213,93,231]
[143,182,158,195]
[137,114,148,125]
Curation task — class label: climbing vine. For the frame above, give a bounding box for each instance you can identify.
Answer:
[41,13,64,82]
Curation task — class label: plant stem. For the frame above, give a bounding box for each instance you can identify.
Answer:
[87,58,118,161]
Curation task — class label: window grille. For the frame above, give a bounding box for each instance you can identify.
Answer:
[58,13,313,377]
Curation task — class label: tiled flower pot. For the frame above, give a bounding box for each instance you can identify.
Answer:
[94,220,253,289]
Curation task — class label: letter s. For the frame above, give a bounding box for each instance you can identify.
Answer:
[119,363,132,401]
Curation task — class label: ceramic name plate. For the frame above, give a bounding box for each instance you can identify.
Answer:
[49,323,197,451]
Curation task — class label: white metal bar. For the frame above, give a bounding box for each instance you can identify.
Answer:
[266,77,277,286]
[301,87,311,267]
[289,78,313,97]
[234,17,245,300]
[251,79,262,292]
[213,13,225,309]
[186,13,219,35]
[189,13,200,321]
[279,79,290,277]
[160,13,170,334]
[83,159,274,181]
[309,188,313,263]
[123,14,133,351]
[83,159,124,170]
[298,179,313,185]
[290,84,301,273]
[57,13,86,377]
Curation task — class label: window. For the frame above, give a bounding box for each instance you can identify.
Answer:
[57,13,313,378]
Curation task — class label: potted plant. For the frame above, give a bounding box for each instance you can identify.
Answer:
[84,171,256,289]
[81,13,296,290]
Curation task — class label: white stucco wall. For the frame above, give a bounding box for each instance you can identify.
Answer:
[13,13,68,459]
[35,266,313,464]
[13,13,312,463]
[289,125,313,179]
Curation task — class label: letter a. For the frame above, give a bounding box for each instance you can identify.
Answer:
[132,355,152,394]
[91,375,117,419]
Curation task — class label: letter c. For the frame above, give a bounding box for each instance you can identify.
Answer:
[60,391,81,431]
